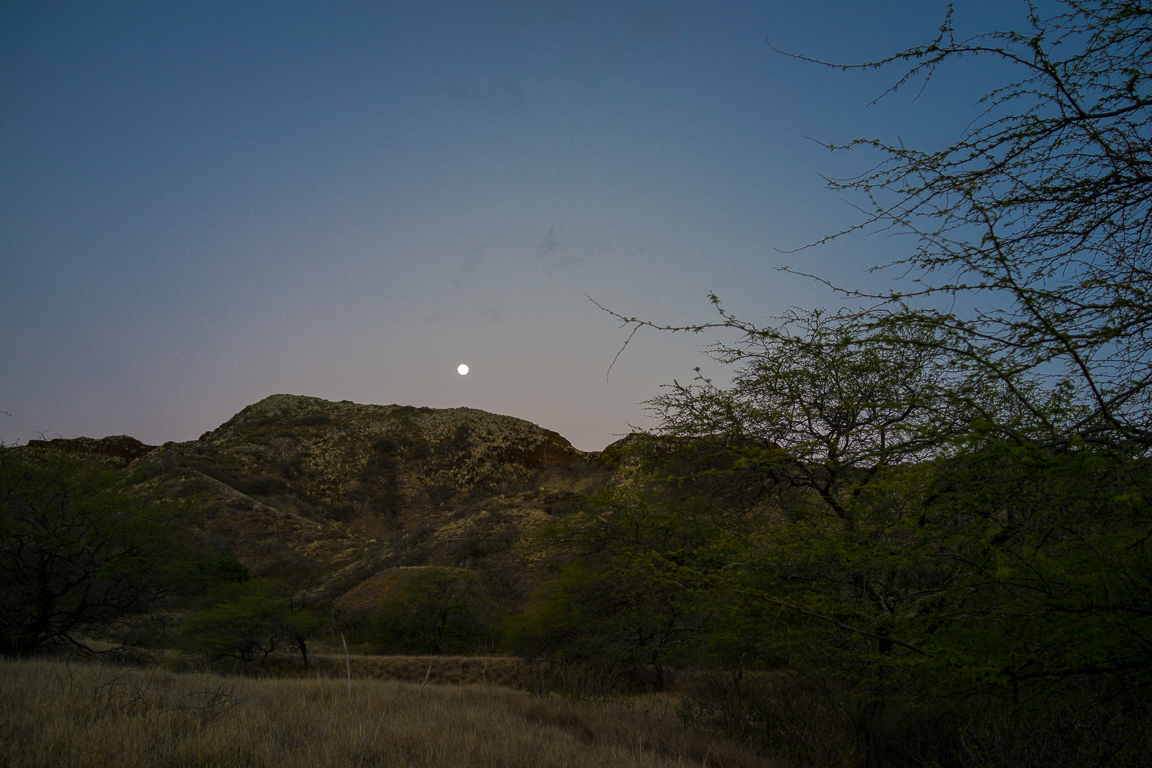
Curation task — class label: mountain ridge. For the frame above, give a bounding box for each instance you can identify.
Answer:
[19,394,629,622]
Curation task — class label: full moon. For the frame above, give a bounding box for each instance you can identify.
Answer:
[457,364,469,376]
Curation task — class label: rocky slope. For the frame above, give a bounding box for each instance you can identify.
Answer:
[38,394,624,621]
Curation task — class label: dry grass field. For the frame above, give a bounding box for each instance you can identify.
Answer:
[172,653,542,690]
[0,658,774,768]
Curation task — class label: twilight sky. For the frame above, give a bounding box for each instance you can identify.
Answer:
[1,1,1029,451]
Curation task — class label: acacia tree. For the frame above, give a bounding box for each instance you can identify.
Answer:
[607,0,1152,648]
[783,0,1152,447]
[597,2,1152,760]
[0,447,190,656]
[507,487,728,691]
[368,567,497,655]
[645,305,1058,519]
[774,0,1152,698]
[179,578,324,665]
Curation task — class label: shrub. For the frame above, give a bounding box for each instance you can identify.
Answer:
[366,567,497,655]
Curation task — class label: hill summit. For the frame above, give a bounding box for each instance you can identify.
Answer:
[97,394,620,617]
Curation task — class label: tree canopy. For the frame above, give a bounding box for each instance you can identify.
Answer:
[788,0,1152,446]
[587,2,1152,762]
[0,448,193,656]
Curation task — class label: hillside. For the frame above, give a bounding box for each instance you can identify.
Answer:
[25,394,623,621]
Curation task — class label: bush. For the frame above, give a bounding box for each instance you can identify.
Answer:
[0,448,194,656]
[180,579,322,665]
[677,671,1152,768]
[366,567,497,655]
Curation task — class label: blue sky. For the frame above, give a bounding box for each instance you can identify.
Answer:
[1,1,1030,451]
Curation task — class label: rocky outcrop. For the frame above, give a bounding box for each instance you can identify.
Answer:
[24,435,157,466]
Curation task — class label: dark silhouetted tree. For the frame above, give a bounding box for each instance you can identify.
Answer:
[0,447,190,656]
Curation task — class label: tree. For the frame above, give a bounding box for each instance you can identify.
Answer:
[636,321,1151,764]
[0,447,191,657]
[367,567,497,655]
[508,486,738,691]
[601,0,1152,674]
[762,0,1152,699]
[180,578,323,665]
[594,4,1152,760]
[780,0,1152,448]
[645,305,1049,520]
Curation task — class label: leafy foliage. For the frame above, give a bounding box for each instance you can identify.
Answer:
[582,5,1152,761]
[508,486,741,690]
[179,578,323,665]
[786,0,1152,444]
[367,567,497,655]
[0,448,194,656]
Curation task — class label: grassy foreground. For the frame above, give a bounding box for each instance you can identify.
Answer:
[0,658,771,768]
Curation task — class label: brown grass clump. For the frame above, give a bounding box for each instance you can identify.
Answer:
[0,658,774,768]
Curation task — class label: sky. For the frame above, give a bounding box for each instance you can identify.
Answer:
[1,0,1032,452]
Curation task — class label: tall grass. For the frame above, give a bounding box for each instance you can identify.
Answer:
[0,658,773,768]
